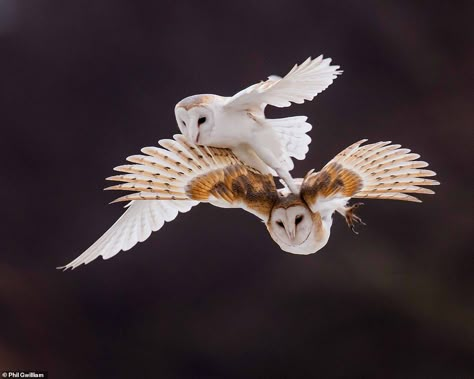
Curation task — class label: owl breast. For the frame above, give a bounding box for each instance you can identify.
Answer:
[204,109,258,147]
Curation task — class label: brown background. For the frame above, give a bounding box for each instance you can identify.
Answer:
[1,1,473,378]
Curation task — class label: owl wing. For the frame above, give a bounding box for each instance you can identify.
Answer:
[300,140,440,216]
[60,135,277,269]
[59,199,197,270]
[108,135,278,220]
[224,55,342,111]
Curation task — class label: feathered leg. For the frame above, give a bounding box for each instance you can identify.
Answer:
[252,143,298,193]
[250,128,298,194]
[275,167,298,194]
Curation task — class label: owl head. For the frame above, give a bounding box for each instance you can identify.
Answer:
[175,94,221,145]
[266,194,331,255]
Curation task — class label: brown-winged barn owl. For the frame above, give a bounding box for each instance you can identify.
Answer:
[174,55,342,194]
[60,135,438,269]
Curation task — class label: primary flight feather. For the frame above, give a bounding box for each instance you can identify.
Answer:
[60,135,438,270]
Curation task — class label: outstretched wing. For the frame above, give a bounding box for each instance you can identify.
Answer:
[224,55,342,111]
[59,200,197,270]
[108,135,278,220]
[301,140,439,215]
[61,135,278,270]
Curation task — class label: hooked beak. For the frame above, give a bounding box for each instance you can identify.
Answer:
[186,116,200,144]
[189,128,200,144]
[286,224,296,241]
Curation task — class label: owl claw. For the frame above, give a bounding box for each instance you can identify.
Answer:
[344,202,366,234]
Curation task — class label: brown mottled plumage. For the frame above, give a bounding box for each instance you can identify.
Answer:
[186,164,278,217]
[301,139,439,214]
[106,135,280,221]
[301,162,363,202]
[60,136,438,269]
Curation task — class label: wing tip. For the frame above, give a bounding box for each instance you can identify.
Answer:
[56,261,82,271]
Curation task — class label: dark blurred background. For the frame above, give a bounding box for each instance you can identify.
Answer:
[1,1,473,378]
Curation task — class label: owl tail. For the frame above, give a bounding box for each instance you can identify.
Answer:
[329,139,440,202]
[267,116,312,170]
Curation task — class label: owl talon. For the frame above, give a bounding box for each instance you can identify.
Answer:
[344,203,365,234]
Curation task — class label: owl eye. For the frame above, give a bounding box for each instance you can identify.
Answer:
[198,117,206,125]
[182,121,186,127]
[276,220,284,228]
[295,215,303,225]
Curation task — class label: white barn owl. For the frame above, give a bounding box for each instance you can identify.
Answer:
[174,55,342,194]
[60,135,438,269]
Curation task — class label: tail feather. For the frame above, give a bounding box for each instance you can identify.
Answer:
[268,116,312,169]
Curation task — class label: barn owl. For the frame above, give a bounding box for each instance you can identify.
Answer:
[60,135,438,269]
[174,55,342,194]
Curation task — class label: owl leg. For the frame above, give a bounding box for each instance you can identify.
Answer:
[337,203,366,234]
[249,128,298,194]
[251,144,298,193]
[276,168,298,194]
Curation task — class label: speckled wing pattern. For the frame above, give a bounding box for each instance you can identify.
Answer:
[301,140,440,213]
[107,135,278,219]
[60,135,278,270]
[225,55,342,111]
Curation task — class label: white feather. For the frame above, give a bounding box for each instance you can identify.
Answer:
[175,55,342,194]
[225,55,342,110]
[267,116,312,164]
[59,199,197,270]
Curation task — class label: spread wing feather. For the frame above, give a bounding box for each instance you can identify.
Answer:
[109,136,278,220]
[61,135,277,269]
[58,199,197,270]
[267,116,312,165]
[301,140,439,214]
[225,55,342,110]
